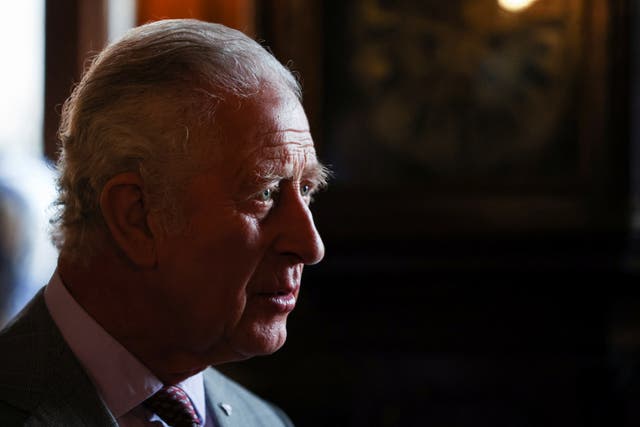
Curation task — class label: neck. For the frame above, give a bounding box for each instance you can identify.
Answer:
[61,256,149,350]
[57,249,212,384]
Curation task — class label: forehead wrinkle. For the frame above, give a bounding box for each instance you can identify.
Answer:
[255,150,309,180]
[259,128,314,148]
[228,144,311,189]
[243,133,316,167]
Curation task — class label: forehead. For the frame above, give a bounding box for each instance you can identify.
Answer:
[215,91,319,176]
[217,91,310,140]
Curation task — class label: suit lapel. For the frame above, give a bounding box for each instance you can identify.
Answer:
[204,370,239,427]
[203,368,291,427]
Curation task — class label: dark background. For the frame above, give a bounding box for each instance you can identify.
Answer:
[45,0,640,426]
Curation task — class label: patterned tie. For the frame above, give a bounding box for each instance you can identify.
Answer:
[143,385,202,427]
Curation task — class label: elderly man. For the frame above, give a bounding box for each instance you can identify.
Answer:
[0,19,327,427]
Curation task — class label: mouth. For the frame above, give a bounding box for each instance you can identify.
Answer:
[255,289,298,313]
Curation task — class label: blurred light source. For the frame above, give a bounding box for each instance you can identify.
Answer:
[0,0,44,155]
[0,1,57,326]
[0,154,57,325]
[498,0,539,12]
[108,0,136,42]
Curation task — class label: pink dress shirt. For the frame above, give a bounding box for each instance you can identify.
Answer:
[44,271,213,426]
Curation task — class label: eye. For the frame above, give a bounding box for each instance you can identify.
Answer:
[258,187,273,202]
[300,184,311,197]
[255,184,280,204]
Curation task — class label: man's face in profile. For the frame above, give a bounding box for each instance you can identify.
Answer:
[147,89,325,371]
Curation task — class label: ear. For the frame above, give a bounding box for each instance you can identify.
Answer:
[100,172,157,268]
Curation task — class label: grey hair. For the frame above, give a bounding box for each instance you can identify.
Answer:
[51,19,302,260]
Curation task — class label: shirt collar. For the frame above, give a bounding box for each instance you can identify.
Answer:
[44,270,206,423]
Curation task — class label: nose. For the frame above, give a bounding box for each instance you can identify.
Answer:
[272,185,325,265]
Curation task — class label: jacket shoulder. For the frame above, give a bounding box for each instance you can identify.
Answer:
[0,400,29,426]
[0,290,117,427]
[0,290,52,412]
[204,368,294,427]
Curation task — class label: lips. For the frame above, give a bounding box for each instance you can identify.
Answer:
[254,281,299,314]
[256,291,297,313]
[251,267,301,313]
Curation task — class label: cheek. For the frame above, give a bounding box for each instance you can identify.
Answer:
[168,215,265,308]
[188,216,262,278]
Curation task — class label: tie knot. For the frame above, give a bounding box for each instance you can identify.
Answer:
[144,385,201,427]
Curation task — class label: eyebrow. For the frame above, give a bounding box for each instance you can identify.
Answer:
[255,161,331,189]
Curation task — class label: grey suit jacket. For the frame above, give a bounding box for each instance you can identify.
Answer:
[0,289,294,427]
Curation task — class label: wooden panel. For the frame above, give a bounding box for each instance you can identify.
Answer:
[45,0,78,160]
[77,0,108,72]
[256,0,324,147]
[137,0,255,36]
[45,0,107,161]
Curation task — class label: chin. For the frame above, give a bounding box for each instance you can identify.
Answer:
[233,321,289,358]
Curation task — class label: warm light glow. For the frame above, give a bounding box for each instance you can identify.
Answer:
[498,0,539,12]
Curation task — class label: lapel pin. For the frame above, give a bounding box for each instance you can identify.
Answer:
[219,403,233,416]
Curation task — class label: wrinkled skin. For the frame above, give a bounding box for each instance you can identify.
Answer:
[142,90,327,379]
